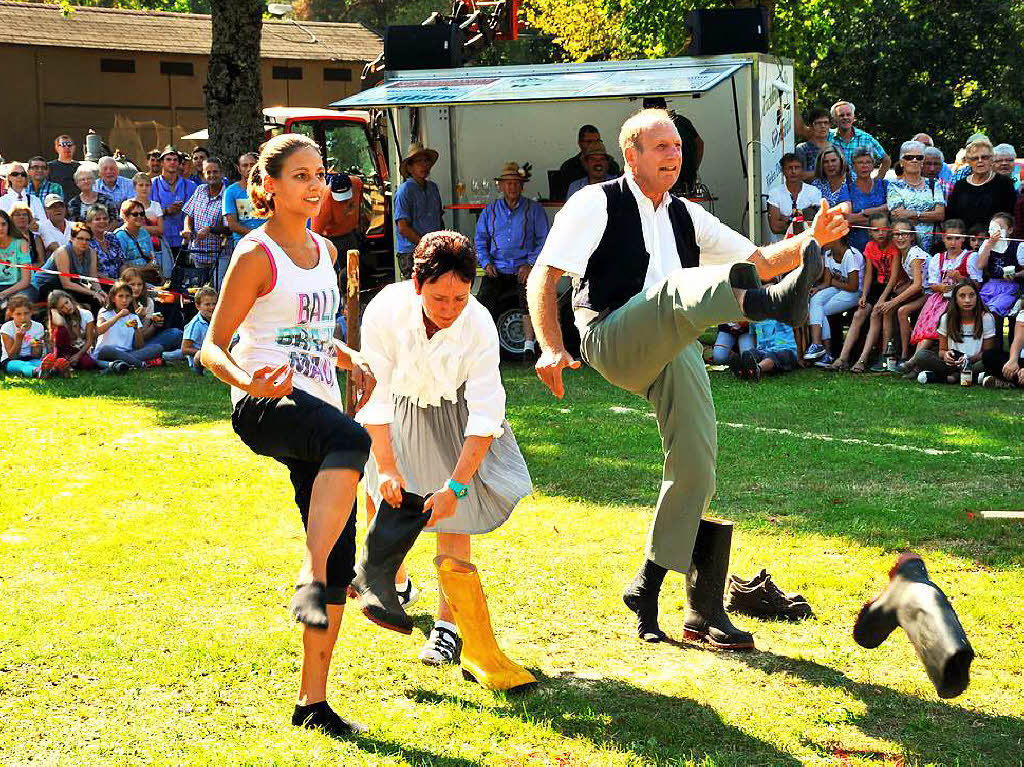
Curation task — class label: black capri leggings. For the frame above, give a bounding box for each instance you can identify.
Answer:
[232,388,372,604]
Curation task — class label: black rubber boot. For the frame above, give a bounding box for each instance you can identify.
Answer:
[683,518,755,650]
[349,491,429,634]
[853,553,974,699]
[735,238,823,327]
[622,559,668,643]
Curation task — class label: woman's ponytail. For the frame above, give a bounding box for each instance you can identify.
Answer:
[248,162,274,217]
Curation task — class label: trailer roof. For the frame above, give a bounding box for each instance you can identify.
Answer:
[334,57,747,108]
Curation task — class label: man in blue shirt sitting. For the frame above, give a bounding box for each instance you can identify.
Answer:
[393,142,443,280]
[474,162,549,358]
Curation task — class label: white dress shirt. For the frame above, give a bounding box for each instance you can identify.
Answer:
[766,182,823,243]
[38,218,73,250]
[536,172,757,330]
[0,190,47,223]
[357,281,506,438]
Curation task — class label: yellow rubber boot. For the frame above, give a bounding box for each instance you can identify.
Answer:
[434,555,537,692]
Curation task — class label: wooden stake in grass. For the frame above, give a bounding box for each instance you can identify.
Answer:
[345,248,360,417]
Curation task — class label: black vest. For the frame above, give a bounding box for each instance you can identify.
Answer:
[572,176,701,315]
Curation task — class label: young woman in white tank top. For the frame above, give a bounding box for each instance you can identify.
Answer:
[200,134,376,737]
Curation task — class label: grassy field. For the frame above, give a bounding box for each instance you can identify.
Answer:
[1,362,1022,766]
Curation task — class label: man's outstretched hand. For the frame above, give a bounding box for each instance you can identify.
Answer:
[535,348,581,399]
[810,199,850,246]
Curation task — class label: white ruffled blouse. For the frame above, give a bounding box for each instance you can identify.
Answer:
[356,281,506,438]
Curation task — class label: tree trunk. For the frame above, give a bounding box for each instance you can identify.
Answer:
[205,0,265,178]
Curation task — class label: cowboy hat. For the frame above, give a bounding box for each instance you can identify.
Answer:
[400,142,439,178]
[494,161,531,182]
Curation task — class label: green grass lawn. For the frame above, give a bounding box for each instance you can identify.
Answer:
[1,363,1022,766]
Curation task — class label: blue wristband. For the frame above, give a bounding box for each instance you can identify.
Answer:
[445,478,468,498]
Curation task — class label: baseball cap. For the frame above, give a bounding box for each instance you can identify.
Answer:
[330,174,353,202]
[44,194,64,208]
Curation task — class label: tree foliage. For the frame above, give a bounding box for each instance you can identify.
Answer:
[524,0,1024,154]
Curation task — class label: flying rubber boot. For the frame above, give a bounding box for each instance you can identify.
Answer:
[348,491,429,634]
[683,518,755,650]
[853,552,974,699]
[434,555,537,692]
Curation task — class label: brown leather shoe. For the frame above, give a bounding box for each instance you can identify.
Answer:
[725,569,813,621]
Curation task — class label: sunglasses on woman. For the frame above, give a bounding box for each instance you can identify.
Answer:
[8,171,26,177]
[901,155,924,162]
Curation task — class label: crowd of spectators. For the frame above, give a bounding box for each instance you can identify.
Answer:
[2,108,1022,390]
[0,134,362,379]
[759,100,1024,389]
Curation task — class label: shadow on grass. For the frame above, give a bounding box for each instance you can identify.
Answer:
[409,675,801,766]
[3,368,231,427]
[503,364,1024,568]
[353,734,482,766]
[731,651,1024,765]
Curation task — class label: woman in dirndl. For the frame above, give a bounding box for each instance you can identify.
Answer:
[357,230,532,666]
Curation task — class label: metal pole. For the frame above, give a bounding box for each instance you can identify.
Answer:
[344,248,361,416]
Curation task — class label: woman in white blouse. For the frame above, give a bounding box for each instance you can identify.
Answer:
[357,230,532,666]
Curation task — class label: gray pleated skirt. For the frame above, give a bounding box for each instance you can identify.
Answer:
[363,386,532,534]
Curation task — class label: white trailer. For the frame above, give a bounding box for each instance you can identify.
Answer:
[334,53,795,248]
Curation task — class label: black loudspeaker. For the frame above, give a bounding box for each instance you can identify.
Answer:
[686,7,770,55]
[384,25,465,70]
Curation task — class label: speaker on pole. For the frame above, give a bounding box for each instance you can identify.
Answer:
[686,7,770,55]
[384,24,466,70]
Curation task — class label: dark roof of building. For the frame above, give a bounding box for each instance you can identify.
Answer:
[0,1,382,61]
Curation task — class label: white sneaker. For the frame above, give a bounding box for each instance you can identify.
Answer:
[813,352,835,368]
[419,624,462,666]
[396,578,420,608]
[804,343,826,361]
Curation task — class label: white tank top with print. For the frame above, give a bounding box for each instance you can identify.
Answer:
[230,227,341,407]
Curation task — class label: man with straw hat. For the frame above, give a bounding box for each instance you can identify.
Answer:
[474,161,549,358]
[394,141,443,279]
[566,141,616,199]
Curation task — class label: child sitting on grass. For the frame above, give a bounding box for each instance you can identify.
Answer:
[978,313,1024,388]
[1,295,57,378]
[854,219,926,372]
[94,279,164,371]
[46,289,101,372]
[904,220,969,375]
[731,319,799,382]
[831,212,897,371]
[121,266,183,363]
[906,280,995,384]
[181,286,217,374]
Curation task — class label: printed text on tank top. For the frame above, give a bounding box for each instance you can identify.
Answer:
[244,229,340,398]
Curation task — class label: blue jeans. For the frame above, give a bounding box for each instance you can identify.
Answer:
[150,327,184,360]
[96,343,163,367]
